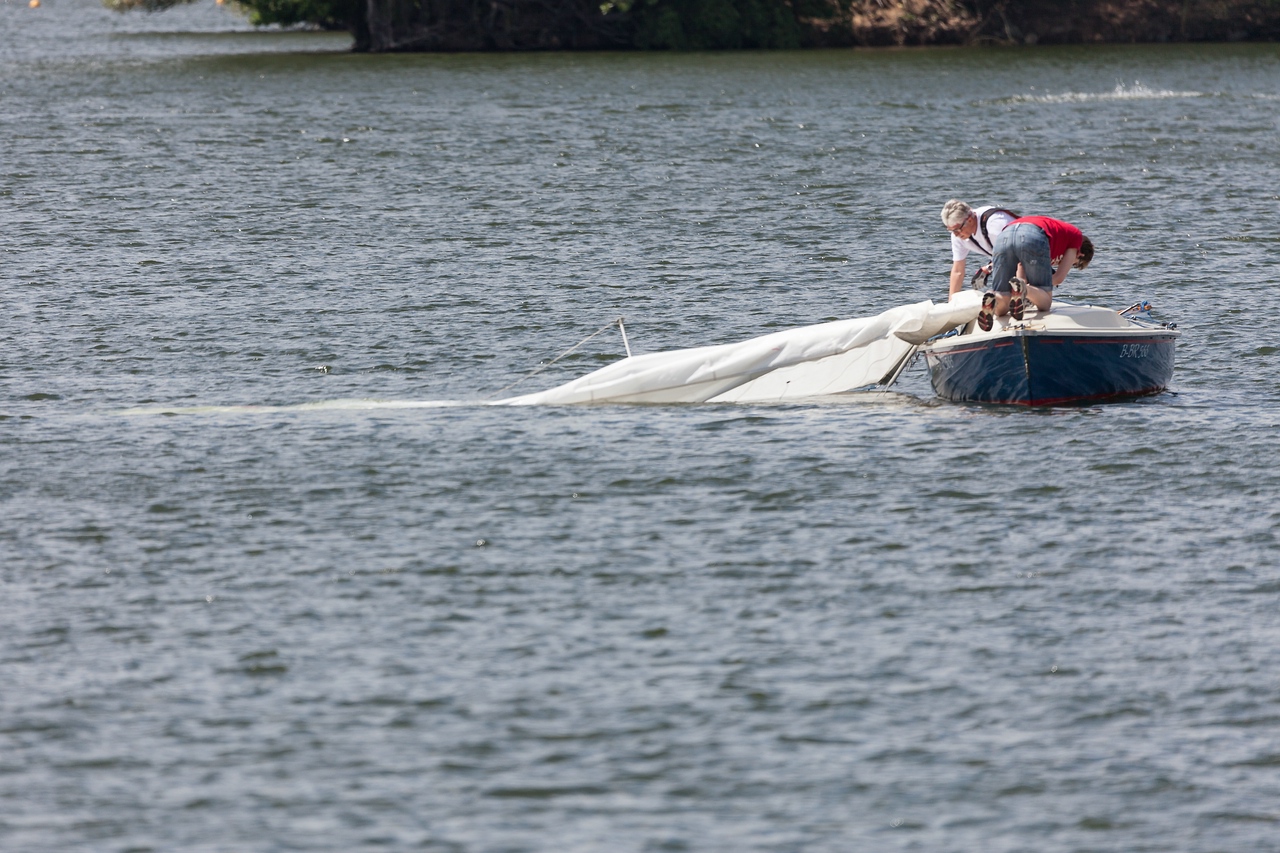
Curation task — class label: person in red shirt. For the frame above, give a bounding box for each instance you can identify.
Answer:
[979,215,1095,331]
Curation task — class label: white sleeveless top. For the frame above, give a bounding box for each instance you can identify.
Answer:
[951,206,1017,261]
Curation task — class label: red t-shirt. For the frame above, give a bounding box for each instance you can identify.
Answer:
[1010,216,1083,263]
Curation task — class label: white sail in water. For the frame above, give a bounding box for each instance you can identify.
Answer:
[495,292,981,406]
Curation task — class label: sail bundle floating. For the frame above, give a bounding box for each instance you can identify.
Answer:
[493,292,982,406]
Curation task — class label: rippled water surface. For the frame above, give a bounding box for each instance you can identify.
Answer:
[3,3,1280,851]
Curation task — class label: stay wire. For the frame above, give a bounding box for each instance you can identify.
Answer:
[486,317,630,400]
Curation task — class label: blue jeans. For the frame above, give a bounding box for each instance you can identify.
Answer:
[990,223,1053,293]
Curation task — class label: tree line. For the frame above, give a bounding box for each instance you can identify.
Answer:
[107,0,1280,52]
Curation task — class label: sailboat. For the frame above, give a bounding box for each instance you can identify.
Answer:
[494,291,1178,407]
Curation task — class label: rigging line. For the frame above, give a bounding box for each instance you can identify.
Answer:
[486,317,629,399]
[618,317,632,358]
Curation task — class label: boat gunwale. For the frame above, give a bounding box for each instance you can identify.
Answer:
[924,327,1179,353]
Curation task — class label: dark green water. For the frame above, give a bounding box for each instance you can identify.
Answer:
[3,3,1279,851]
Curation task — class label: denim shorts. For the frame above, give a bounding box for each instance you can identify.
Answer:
[990,222,1053,293]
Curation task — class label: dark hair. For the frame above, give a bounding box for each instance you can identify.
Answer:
[1074,235,1094,270]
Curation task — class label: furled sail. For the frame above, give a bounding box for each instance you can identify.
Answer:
[495,292,981,406]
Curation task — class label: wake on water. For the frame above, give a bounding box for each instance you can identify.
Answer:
[114,392,927,417]
[115,399,470,416]
[994,82,1206,105]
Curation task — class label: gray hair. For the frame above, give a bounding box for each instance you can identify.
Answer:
[940,199,973,229]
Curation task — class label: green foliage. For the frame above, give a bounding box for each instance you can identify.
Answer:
[238,0,361,27]
[630,0,801,48]
[102,0,194,11]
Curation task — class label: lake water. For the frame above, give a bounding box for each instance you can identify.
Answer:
[3,3,1280,851]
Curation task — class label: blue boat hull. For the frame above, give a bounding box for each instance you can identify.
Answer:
[924,332,1178,406]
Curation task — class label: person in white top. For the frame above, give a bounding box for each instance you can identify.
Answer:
[940,199,1019,299]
